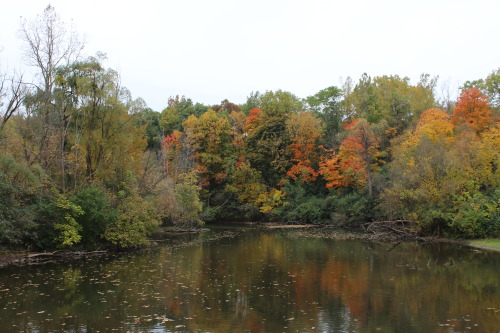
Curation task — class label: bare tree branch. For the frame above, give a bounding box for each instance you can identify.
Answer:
[0,71,26,131]
[19,4,85,96]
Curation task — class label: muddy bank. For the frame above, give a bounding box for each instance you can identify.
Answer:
[0,250,110,268]
[263,224,321,229]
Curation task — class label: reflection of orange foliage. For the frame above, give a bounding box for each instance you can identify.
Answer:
[289,256,371,320]
[319,258,370,318]
[245,312,264,333]
[167,300,181,316]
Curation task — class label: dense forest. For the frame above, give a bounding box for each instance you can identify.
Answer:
[0,6,498,250]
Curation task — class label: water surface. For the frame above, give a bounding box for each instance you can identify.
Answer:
[0,227,499,332]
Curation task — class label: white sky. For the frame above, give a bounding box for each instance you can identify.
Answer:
[1,0,499,111]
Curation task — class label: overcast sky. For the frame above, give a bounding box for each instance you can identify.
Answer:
[1,0,499,111]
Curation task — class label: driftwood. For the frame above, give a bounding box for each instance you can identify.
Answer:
[363,220,437,242]
[163,228,209,233]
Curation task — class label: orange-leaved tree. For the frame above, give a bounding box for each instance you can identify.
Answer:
[243,108,264,135]
[452,88,493,132]
[319,118,382,196]
[161,130,192,179]
[285,112,323,182]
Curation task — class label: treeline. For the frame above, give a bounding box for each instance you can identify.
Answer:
[0,6,499,250]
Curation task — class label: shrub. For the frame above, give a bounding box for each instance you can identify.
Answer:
[71,186,117,247]
[285,197,325,224]
[158,171,204,228]
[322,192,376,225]
[104,194,160,248]
[36,194,83,249]
[0,153,41,248]
[448,190,500,238]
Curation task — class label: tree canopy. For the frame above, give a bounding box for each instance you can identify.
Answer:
[0,7,498,250]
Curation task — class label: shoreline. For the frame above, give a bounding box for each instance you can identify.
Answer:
[466,241,500,252]
[1,226,498,268]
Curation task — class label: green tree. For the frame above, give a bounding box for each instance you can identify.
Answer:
[51,194,83,247]
[135,107,162,150]
[160,95,208,134]
[241,91,262,114]
[305,86,343,148]
[242,90,303,186]
[245,114,292,186]
[351,74,437,132]
[351,73,379,122]
[259,90,303,116]
[71,186,116,247]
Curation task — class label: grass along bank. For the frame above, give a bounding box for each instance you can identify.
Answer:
[468,239,500,252]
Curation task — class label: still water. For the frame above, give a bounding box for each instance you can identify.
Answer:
[0,227,499,333]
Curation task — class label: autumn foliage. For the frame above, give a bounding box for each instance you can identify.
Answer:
[452,88,493,132]
[1,7,499,252]
[286,112,322,182]
[320,119,382,196]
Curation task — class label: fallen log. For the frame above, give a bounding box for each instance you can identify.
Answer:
[20,250,107,263]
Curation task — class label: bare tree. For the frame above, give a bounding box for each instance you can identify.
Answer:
[18,5,84,192]
[19,5,84,96]
[438,78,458,114]
[0,70,26,131]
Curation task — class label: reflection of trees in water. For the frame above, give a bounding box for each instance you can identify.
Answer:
[0,231,498,332]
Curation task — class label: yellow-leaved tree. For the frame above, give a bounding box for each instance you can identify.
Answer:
[382,106,499,237]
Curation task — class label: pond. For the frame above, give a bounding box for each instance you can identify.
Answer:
[0,227,499,332]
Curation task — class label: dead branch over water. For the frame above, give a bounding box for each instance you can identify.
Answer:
[363,220,438,242]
